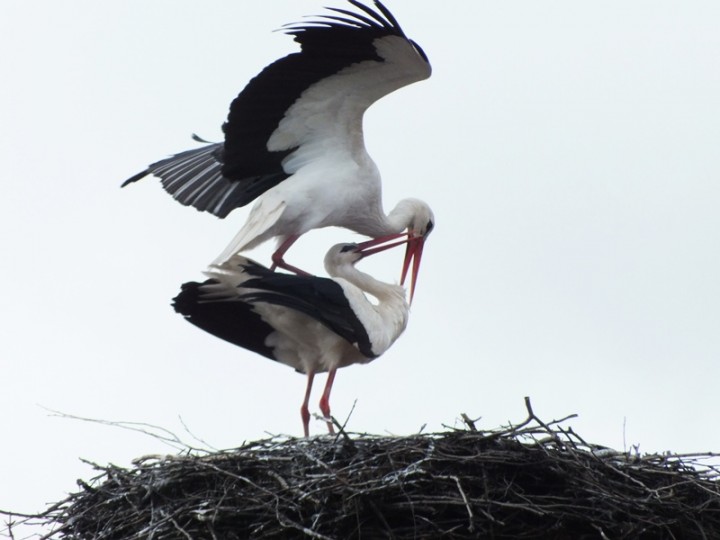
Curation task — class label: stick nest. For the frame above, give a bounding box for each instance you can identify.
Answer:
[12,400,720,539]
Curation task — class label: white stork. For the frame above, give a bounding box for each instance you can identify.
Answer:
[123,0,433,299]
[172,236,412,436]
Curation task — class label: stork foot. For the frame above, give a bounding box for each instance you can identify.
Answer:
[270,235,310,275]
[270,257,312,276]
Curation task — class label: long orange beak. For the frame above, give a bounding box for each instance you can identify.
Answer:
[356,233,409,257]
[356,232,424,303]
[400,235,425,304]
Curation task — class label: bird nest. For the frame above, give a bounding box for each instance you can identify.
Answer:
[6,399,720,539]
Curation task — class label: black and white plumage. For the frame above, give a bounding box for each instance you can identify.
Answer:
[173,238,410,436]
[123,1,433,287]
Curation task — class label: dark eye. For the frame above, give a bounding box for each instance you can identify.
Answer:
[426,220,434,233]
[340,244,357,253]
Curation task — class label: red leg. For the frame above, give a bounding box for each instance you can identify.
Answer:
[300,372,315,437]
[318,369,337,434]
[270,235,310,275]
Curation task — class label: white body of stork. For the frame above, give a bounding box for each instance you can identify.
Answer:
[173,239,410,436]
[124,0,433,291]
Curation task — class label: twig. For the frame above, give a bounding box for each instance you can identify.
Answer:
[460,413,479,431]
[0,510,42,519]
[170,518,194,540]
[331,399,357,449]
[275,511,334,540]
[178,415,219,452]
[592,524,611,540]
[41,407,210,453]
[438,475,475,532]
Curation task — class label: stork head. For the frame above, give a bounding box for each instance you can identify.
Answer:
[325,243,365,267]
[325,236,412,276]
[357,199,434,303]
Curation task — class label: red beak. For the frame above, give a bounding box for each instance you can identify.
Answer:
[400,236,425,304]
[356,233,409,257]
[356,232,424,303]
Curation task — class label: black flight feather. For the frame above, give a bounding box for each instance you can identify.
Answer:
[172,280,277,362]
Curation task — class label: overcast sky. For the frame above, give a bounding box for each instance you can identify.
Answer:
[2,1,719,536]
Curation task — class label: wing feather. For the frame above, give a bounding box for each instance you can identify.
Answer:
[124,1,430,218]
[325,7,381,28]
[347,0,398,31]
[202,257,376,358]
[173,280,278,362]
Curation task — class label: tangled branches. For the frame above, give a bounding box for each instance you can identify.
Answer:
[6,399,720,539]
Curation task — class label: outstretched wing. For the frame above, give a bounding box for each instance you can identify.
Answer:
[124,1,430,218]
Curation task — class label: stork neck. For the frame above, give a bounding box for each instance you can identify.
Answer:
[331,264,404,305]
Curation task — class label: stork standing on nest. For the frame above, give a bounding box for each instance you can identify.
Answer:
[123,0,433,298]
[173,235,417,436]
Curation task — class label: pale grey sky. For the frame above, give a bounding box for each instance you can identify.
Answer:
[2,1,719,535]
